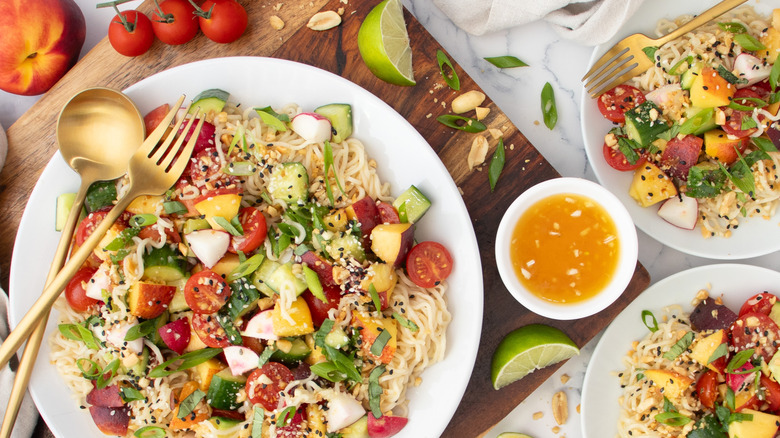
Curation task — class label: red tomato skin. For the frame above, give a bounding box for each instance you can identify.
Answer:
[602,142,646,172]
[597,85,646,123]
[184,270,231,314]
[739,293,778,317]
[191,313,231,348]
[729,312,780,363]
[367,413,409,438]
[187,148,238,190]
[198,0,248,44]
[694,369,719,410]
[74,209,130,267]
[246,362,294,411]
[151,0,199,45]
[659,134,703,181]
[138,225,181,245]
[405,241,454,288]
[228,207,267,254]
[143,104,170,137]
[108,11,155,57]
[302,283,342,327]
[65,267,100,312]
[377,201,401,224]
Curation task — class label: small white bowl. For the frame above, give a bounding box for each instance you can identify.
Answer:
[495,177,638,320]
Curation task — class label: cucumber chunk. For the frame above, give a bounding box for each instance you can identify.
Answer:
[325,232,366,263]
[265,263,308,296]
[340,416,368,438]
[624,101,669,147]
[209,417,243,430]
[142,245,188,282]
[392,185,431,223]
[252,258,282,297]
[85,180,117,213]
[167,278,191,313]
[315,103,353,143]
[324,326,349,349]
[271,337,312,365]
[190,89,229,115]
[206,368,246,410]
[182,218,211,234]
[55,193,85,232]
[681,62,703,90]
[127,347,150,379]
[269,162,309,204]
[224,277,262,321]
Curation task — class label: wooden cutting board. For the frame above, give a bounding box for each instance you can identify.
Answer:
[0,0,650,436]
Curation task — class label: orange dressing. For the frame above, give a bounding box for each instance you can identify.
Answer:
[509,193,619,304]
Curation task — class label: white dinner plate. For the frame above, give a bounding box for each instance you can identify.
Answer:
[581,264,780,438]
[8,57,483,438]
[580,0,777,259]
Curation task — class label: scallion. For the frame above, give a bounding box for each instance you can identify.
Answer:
[641,310,659,333]
[148,348,223,378]
[436,50,460,90]
[484,55,528,69]
[436,115,487,133]
[541,82,557,130]
[488,138,505,192]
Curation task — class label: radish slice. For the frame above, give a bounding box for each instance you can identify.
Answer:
[224,345,260,376]
[733,53,771,87]
[241,310,278,340]
[658,195,698,230]
[157,318,191,355]
[186,229,230,268]
[645,84,682,109]
[291,112,332,143]
[105,321,144,355]
[325,393,366,432]
[727,362,755,392]
[85,264,111,301]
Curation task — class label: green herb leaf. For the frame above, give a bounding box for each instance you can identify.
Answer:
[276,406,297,427]
[733,33,766,51]
[255,108,288,132]
[707,343,728,365]
[436,50,460,90]
[216,308,243,346]
[726,349,755,373]
[771,54,780,91]
[728,97,767,111]
[488,138,505,192]
[368,283,382,311]
[753,137,779,153]
[251,407,264,438]
[726,387,736,411]
[392,312,419,332]
[213,216,243,236]
[641,310,659,333]
[227,254,265,282]
[310,362,348,382]
[323,140,345,206]
[616,136,643,165]
[257,346,275,367]
[662,396,677,413]
[642,46,659,60]
[96,359,120,389]
[663,331,695,360]
[58,324,100,349]
[655,412,691,426]
[163,201,188,215]
[134,426,166,438]
[324,345,362,382]
[130,214,157,228]
[717,22,748,34]
[104,227,141,251]
[76,358,101,379]
[368,365,386,419]
[315,319,335,348]
[686,165,727,198]
[227,124,246,156]
[148,348,223,378]
[436,114,487,133]
[541,82,557,130]
[668,56,693,76]
[121,387,146,403]
[716,65,748,85]
[177,389,206,419]
[370,329,391,357]
[740,116,758,130]
[256,106,290,123]
[484,56,528,69]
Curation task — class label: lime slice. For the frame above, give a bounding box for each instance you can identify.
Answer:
[497,433,535,438]
[491,324,579,390]
[357,0,415,86]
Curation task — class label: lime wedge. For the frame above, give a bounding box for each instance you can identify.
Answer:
[357,0,415,86]
[491,324,579,390]
[497,434,535,438]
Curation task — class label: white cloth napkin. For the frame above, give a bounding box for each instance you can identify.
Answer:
[0,290,38,438]
[432,0,646,46]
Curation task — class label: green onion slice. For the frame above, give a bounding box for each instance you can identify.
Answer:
[148,348,223,378]
[255,108,288,132]
[134,426,166,438]
[251,407,264,438]
[276,406,297,427]
[541,82,557,130]
[96,359,120,389]
[641,310,659,333]
[717,22,748,34]
[227,254,265,282]
[392,312,419,332]
[436,114,487,133]
[368,283,382,312]
[733,33,766,51]
[488,138,505,192]
[311,362,348,382]
[770,53,780,91]
[213,216,243,236]
[436,50,460,91]
[76,358,101,379]
[484,56,528,69]
[655,412,691,426]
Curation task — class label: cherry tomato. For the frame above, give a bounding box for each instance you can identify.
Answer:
[228,207,267,254]
[184,270,231,314]
[729,312,780,362]
[377,201,401,224]
[602,142,646,172]
[739,292,778,317]
[246,362,294,411]
[761,373,780,413]
[597,85,646,123]
[74,209,129,267]
[108,10,155,57]
[187,148,238,189]
[196,0,248,44]
[151,0,199,45]
[659,134,703,181]
[138,225,181,245]
[721,107,759,138]
[65,267,100,312]
[143,104,170,137]
[405,241,453,288]
[302,283,342,327]
[191,313,231,348]
[694,369,719,410]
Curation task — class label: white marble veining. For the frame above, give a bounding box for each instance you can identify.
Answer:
[1,1,779,437]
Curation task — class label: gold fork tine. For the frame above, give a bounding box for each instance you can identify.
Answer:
[144,95,186,158]
[587,57,638,95]
[584,54,635,90]
[167,114,204,175]
[160,110,202,170]
[151,106,193,163]
[582,46,629,83]
[591,66,647,98]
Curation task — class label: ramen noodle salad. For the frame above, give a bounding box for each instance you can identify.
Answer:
[48,91,454,437]
[595,6,780,238]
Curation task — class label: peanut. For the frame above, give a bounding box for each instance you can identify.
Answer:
[307,11,341,31]
[467,135,489,170]
[552,391,568,425]
[451,90,486,114]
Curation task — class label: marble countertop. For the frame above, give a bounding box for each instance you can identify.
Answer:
[1,1,778,437]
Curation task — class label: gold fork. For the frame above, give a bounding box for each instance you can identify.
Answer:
[582,0,747,98]
[0,96,203,370]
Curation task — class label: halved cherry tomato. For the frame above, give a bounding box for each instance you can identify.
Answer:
[729,312,780,362]
[739,292,778,317]
[138,225,181,245]
[151,0,199,45]
[597,85,646,123]
[191,313,231,348]
[602,142,646,172]
[695,369,719,410]
[405,241,453,288]
[184,270,231,314]
[377,201,401,224]
[143,104,170,137]
[187,148,238,190]
[246,362,294,411]
[108,10,155,57]
[721,88,766,138]
[761,373,780,413]
[65,267,100,312]
[302,283,342,327]
[228,207,267,254]
[659,134,703,181]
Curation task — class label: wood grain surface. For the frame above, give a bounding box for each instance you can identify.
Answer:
[0,0,650,436]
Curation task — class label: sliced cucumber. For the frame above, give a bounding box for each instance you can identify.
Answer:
[252,258,282,297]
[324,326,349,349]
[271,337,312,365]
[315,103,353,143]
[325,232,366,263]
[681,62,703,90]
[340,416,368,438]
[209,417,243,430]
[182,218,211,234]
[55,193,85,232]
[392,185,431,224]
[206,368,246,410]
[85,180,117,213]
[624,101,669,147]
[269,162,309,204]
[167,278,191,313]
[190,89,229,115]
[142,245,188,282]
[224,277,262,321]
[265,263,307,296]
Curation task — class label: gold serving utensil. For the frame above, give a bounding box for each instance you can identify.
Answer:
[0,88,145,438]
[0,95,202,371]
[582,0,747,98]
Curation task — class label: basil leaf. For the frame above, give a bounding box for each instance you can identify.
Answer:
[688,415,726,438]
[96,359,120,389]
[276,406,297,427]
[753,137,779,153]
[134,426,166,438]
[392,312,419,332]
[227,253,265,282]
[436,50,460,91]
[252,407,264,438]
[726,387,736,411]
[255,108,288,132]
[121,386,146,403]
[368,283,382,311]
[716,65,748,85]
[717,22,747,34]
[315,319,336,348]
[311,362,348,382]
[642,46,659,60]
[655,412,691,426]
[368,365,386,419]
[484,56,528,69]
[324,345,362,382]
[771,53,780,92]
[541,82,557,130]
[726,349,755,373]
[733,33,766,51]
[662,331,694,360]
[59,324,101,350]
[130,214,157,228]
[686,165,727,198]
[370,329,392,357]
[213,216,243,236]
[436,114,487,133]
[616,136,642,165]
[488,138,505,192]
[148,348,223,378]
[707,343,728,365]
[177,389,205,419]
[125,318,159,342]
[104,227,140,251]
[641,310,659,333]
[163,201,188,215]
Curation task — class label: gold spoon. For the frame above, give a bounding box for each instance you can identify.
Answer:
[0,88,145,438]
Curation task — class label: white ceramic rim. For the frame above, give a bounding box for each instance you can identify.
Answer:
[495,177,638,320]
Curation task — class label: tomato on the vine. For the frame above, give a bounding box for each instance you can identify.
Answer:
[151,0,199,45]
[108,10,155,57]
[194,0,248,44]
